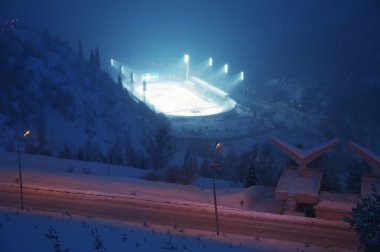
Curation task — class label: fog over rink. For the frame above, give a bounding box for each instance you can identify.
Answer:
[133,81,236,117]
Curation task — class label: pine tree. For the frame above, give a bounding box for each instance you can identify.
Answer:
[181,150,197,184]
[244,162,257,188]
[149,124,175,170]
[344,185,380,252]
[200,157,211,178]
[117,74,122,87]
[94,47,100,70]
[89,50,95,69]
[78,39,83,60]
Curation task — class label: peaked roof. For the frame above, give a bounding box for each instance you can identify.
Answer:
[349,141,380,170]
[269,137,339,174]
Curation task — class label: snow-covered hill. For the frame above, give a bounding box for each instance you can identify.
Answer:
[0,22,168,167]
[235,76,380,150]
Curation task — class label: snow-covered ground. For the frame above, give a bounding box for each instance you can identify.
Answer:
[0,207,352,252]
[0,151,356,251]
[0,151,282,213]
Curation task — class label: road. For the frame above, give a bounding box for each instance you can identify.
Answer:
[0,184,358,250]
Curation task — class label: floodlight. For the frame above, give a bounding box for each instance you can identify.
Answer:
[240,71,244,81]
[184,54,189,64]
[209,57,213,67]
[224,64,228,74]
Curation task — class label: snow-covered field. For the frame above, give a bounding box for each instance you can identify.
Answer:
[0,151,282,213]
[0,207,351,252]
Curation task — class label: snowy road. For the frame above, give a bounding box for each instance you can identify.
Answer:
[0,184,358,250]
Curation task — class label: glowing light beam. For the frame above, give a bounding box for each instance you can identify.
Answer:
[184,54,189,63]
[224,64,228,74]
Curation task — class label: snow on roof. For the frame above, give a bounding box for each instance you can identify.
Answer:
[276,167,323,197]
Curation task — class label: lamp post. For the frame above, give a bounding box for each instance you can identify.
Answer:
[208,57,213,67]
[17,130,30,210]
[211,141,222,235]
[240,71,244,81]
[184,54,189,81]
[224,64,228,74]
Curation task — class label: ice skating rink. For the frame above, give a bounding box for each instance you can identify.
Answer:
[134,81,236,117]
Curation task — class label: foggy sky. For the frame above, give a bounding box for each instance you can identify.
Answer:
[1,0,379,82]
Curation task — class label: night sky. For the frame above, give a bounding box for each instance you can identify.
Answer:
[1,0,380,82]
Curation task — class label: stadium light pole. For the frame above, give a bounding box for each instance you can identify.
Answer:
[208,57,213,67]
[224,64,228,74]
[240,71,244,81]
[211,141,222,235]
[184,54,189,81]
[17,130,30,210]
[130,72,134,95]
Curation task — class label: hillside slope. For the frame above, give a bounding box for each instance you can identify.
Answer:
[0,22,168,167]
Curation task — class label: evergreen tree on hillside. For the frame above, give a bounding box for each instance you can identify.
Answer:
[149,124,175,170]
[181,150,197,184]
[78,39,83,60]
[244,162,258,188]
[344,185,380,252]
[94,47,100,70]
[89,50,95,68]
[118,74,122,87]
[200,157,211,178]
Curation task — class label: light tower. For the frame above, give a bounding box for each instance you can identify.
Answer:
[224,64,228,74]
[240,71,244,81]
[130,72,134,95]
[143,79,147,102]
[184,54,189,81]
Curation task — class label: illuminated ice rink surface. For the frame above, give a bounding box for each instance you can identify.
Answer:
[134,81,236,117]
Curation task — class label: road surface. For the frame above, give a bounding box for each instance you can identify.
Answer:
[0,184,358,250]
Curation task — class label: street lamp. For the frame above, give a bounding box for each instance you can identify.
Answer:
[184,54,189,81]
[17,130,30,210]
[210,141,222,235]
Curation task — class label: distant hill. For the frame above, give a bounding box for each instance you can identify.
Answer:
[0,22,169,167]
[233,72,380,151]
